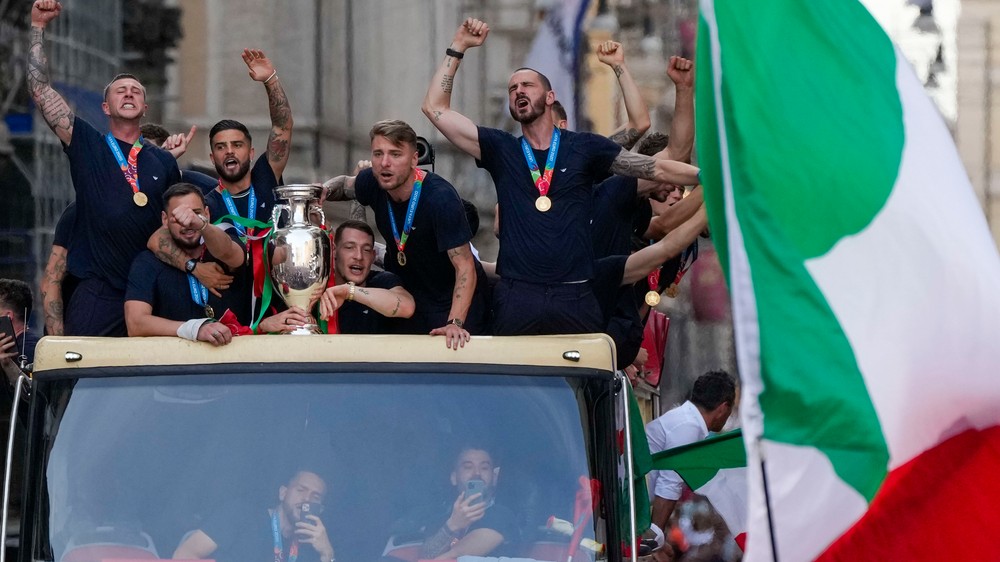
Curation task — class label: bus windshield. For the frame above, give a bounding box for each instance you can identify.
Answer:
[30,369,620,562]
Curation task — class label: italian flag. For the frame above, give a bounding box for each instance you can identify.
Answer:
[651,429,748,549]
[695,1,1000,561]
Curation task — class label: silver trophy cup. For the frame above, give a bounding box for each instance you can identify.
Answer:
[268,185,331,334]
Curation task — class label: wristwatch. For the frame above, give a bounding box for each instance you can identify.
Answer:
[185,259,198,274]
[446,318,464,329]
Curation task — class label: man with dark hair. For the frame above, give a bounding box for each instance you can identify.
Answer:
[0,280,39,383]
[173,469,336,562]
[27,0,186,336]
[422,18,700,336]
[391,444,517,560]
[138,123,170,146]
[124,184,247,346]
[326,119,488,348]
[316,220,415,334]
[645,370,737,532]
[147,49,293,326]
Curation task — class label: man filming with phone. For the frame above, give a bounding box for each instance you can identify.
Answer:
[173,469,336,562]
[389,444,516,560]
[0,279,39,385]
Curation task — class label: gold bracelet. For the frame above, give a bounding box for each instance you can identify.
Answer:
[347,282,356,301]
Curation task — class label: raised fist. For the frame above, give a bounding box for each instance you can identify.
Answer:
[31,0,62,27]
[452,18,490,51]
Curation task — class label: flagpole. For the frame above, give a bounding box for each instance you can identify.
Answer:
[758,439,779,562]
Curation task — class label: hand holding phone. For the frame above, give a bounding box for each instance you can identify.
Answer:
[464,479,487,506]
[0,316,15,343]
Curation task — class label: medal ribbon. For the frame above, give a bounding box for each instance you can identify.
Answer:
[271,510,299,562]
[187,273,210,311]
[105,133,144,195]
[386,169,426,255]
[671,242,700,287]
[218,181,258,237]
[647,265,661,293]
[519,128,560,197]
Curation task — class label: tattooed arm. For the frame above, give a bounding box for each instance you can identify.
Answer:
[27,1,75,145]
[429,244,477,349]
[147,228,234,297]
[610,149,700,185]
[422,18,489,160]
[318,283,415,321]
[40,243,67,335]
[319,174,357,203]
[597,40,650,149]
[242,48,293,179]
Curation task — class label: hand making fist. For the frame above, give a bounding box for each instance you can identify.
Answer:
[596,40,626,67]
[31,0,62,28]
[452,18,490,51]
[666,56,694,89]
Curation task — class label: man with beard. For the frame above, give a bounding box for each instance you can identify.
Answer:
[422,18,701,335]
[316,220,415,334]
[124,184,246,346]
[324,120,487,348]
[172,469,336,562]
[148,48,293,326]
[27,0,185,336]
[389,444,517,560]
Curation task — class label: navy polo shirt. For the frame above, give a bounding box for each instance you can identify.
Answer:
[125,235,246,323]
[355,168,480,314]
[476,126,620,283]
[591,175,640,259]
[205,155,279,325]
[64,117,181,291]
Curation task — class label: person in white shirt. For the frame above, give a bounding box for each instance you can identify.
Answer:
[645,370,736,533]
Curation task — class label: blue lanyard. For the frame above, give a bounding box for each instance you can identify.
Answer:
[221,185,257,236]
[271,510,298,562]
[187,274,208,308]
[386,169,425,252]
[105,133,144,191]
[519,128,560,193]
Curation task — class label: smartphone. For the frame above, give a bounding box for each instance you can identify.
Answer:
[0,316,14,343]
[300,501,324,517]
[464,479,487,505]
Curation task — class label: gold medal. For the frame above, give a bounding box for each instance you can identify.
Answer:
[644,291,661,307]
[665,283,679,298]
[133,191,148,207]
[204,305,215,319]
[397,251,407,267]
[535,195,552,212]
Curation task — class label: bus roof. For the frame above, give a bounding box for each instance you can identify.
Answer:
[32,334,617,373]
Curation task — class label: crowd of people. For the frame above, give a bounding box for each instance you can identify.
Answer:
[9,5,707,368]
[0,5,735,560]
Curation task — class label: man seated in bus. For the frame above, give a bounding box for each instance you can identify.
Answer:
[172,468,336,562]
[387,443,517,560]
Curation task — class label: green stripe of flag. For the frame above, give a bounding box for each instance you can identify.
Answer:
[696,0,897,502]
[652,429,746,490]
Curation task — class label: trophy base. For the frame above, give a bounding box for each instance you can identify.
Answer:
[287,324,321,335]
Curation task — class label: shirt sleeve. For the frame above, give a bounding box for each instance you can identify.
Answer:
[475,126,504,170]
[354,168,377,206]
[428,179,472,253]
[53,204,76,248]
[124,253,159,306]
[583,132,624,180]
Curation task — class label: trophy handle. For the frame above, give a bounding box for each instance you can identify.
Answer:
[271,203,289,229]
[309,204,326,228]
